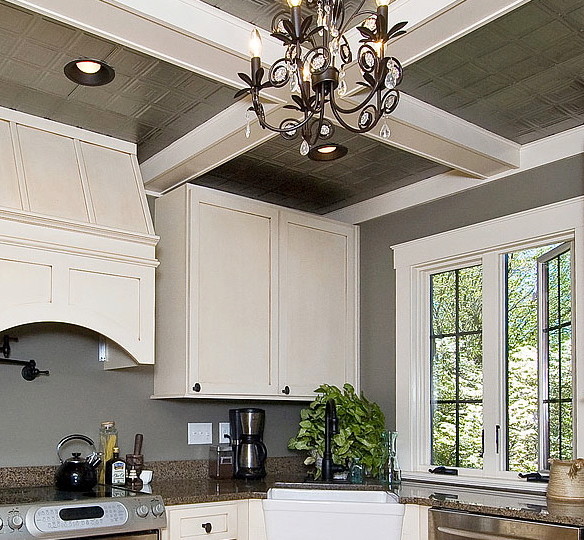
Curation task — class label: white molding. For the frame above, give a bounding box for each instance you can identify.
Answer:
[327,125,584,224]
[0,208,159,248]
[392,196,584,267]
[0,233,159,268]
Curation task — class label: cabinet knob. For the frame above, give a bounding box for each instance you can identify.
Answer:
[202,522,212,534]
[193,383,201,392]
[282,385,290,395]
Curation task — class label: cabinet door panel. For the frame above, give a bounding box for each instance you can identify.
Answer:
[167,503,238,540]
[279,213,357,397]
[190,194,278,396]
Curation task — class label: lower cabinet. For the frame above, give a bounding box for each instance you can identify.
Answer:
[401,504,429,540]
[162,501,248,540]
[162,501,426,540]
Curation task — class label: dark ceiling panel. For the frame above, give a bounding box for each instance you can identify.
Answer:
[400,0,584,144]
[196,127,450,214]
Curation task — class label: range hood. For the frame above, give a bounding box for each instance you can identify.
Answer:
[0,106,158,368]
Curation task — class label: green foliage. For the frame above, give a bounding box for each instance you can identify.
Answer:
[288,383,386,478]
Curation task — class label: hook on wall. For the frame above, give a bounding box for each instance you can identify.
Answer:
[1,335,50,381]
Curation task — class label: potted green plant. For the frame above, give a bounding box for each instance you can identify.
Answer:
[288,383,386,479]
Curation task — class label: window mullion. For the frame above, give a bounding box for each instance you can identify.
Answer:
[481,252,505,476]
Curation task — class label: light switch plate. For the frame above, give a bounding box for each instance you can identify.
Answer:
[188,422,212,445]
[219,422,231,443]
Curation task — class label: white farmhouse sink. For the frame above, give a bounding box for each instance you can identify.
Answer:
[262,488,405,540]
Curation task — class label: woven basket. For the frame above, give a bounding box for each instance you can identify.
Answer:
[547,459,584,500]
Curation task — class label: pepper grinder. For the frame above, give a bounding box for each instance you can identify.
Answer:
[126,433,144,489]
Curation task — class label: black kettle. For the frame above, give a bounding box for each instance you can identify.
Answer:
[55,434,100,491]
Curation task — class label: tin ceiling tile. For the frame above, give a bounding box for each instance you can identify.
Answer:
[0,3,33,33]
[1,59,41,85]
[494,3,551,37]
[12,40,59,67]
[67,33,118,61]
[29,17,77,49]
[34,72,77,96]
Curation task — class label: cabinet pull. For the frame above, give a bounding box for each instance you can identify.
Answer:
[282,385,290,395]
[193,383,201,392]
[202,522,212,534]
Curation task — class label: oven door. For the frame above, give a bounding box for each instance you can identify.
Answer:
[81,532,159,540]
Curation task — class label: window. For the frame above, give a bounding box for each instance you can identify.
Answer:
[430,266,483,469]
[393,197,582,482]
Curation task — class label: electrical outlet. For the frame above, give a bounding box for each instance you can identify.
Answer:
[219,422,231,443]
[187,422,212,445]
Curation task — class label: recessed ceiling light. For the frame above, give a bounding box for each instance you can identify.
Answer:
[64,58,115,86]
[307,143,349,161]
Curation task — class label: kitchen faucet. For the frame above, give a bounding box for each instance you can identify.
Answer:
[321,399,339,481]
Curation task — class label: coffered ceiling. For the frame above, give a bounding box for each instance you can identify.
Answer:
[0,0,582,215]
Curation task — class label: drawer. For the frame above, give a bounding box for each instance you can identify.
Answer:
[168,503,239,539]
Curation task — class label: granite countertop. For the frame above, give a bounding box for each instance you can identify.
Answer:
[148,474,584,528]
[3,460,584,528]
[396,480,584,528]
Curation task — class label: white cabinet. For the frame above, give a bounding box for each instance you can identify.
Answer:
[401,504,429,540]
[162,501,248,540]
[279,211,357,397]
[153,185,358,400]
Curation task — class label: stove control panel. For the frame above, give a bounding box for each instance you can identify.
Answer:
[0,494,167,539]
[34,501,128,533]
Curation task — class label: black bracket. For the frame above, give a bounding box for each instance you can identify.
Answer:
[1,335,49,381]
[429,466,458,475]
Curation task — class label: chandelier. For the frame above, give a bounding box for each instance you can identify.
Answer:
[235,0,407,160]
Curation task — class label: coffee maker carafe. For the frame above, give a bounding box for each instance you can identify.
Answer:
[229,408,267,479]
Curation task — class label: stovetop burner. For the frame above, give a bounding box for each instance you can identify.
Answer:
[0,484,142,505]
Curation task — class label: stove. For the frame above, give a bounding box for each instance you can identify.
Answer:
[0,485,166,539]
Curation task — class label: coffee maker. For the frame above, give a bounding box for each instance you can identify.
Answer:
[229,408,267,479]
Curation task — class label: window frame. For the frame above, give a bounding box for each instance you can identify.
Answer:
[537,242,574,468]
[393,196,583,485]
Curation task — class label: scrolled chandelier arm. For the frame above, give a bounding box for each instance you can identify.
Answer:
[235,0,407,160]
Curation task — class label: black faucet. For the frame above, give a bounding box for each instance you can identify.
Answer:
[321,399,339,481]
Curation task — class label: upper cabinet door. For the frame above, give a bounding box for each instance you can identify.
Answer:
[188,190,279,396]
[278,212,358,398]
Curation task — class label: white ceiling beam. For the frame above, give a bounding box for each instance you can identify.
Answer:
[141,100,287,194]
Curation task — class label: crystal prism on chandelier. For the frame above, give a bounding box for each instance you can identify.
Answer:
[234,0,407,160]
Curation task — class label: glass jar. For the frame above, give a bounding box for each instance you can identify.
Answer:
[349,458,364,484]
[99,421,118,485]
[379,430,401,485]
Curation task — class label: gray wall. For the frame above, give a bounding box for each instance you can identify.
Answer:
[1,323,303,466]
[359,154,584,427]
[5,155,582,467]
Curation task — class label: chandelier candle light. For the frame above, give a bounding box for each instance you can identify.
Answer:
[235,0,406,160]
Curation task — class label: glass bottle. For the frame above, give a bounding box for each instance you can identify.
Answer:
[99,421,118,485]
[388,431,401,485]
[105,447,126,485]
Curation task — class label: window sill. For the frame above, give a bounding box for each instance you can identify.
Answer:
[402,471,548,494]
